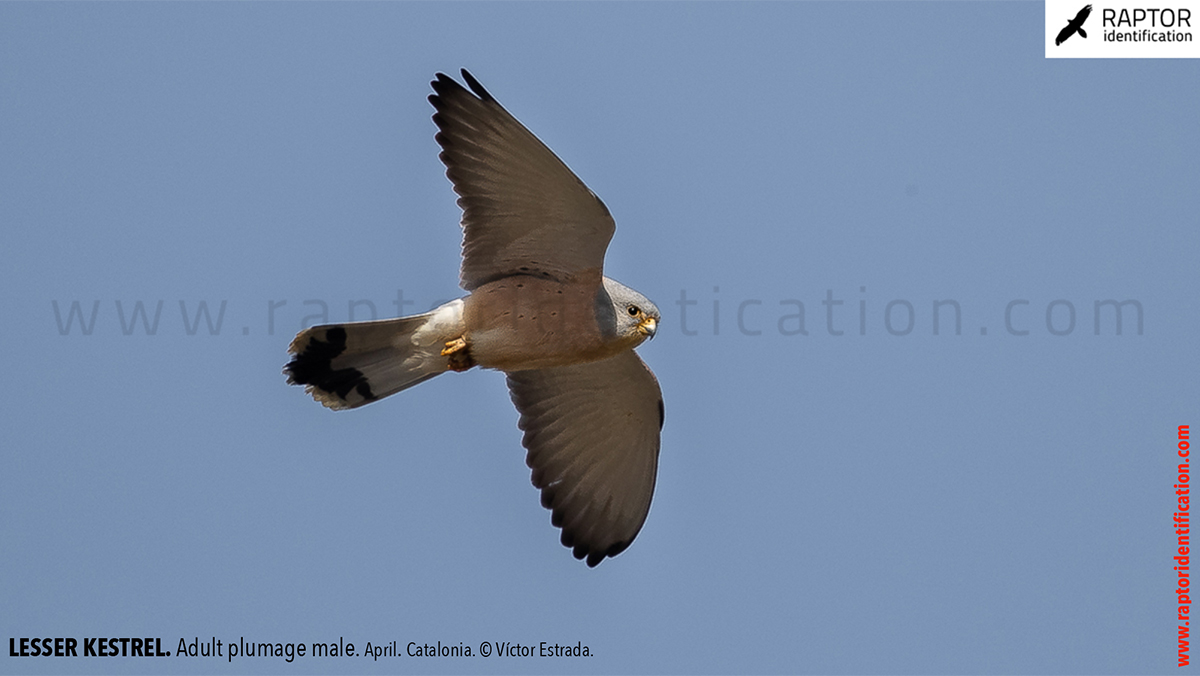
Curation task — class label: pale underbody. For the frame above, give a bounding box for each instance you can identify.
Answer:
[433,274,641,373]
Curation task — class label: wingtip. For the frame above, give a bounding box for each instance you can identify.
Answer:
[429,69,496,108]
[429,71,463,105]
[460,68,495,102]
[561,530,634,568]
[583,540,632,568]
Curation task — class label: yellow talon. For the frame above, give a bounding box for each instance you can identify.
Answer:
[441,336,475,372]
[441,337,467,356]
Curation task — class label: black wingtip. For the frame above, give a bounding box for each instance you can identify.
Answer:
[430,70,495,110]
[583,541,631,568]
[563,532,633,568]
[459,69,494,102]
[429,72,462,103]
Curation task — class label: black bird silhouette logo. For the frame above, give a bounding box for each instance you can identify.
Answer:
[1056,4,1093,45]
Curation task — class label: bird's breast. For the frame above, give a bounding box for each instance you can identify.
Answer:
[462,276,626,371]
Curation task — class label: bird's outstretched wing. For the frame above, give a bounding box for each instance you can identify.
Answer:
[430,70,616,291]
[506,350,663,567]
[1055,23,1076,45]
[1074,4,1092,38]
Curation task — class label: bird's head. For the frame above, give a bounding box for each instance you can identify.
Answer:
[601,277,660,346]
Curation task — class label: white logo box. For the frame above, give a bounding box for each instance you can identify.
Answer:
[1046,0,1200,58]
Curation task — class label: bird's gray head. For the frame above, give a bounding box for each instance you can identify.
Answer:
[601,276,659,344]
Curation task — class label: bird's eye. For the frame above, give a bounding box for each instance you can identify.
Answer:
[628,305,640,316]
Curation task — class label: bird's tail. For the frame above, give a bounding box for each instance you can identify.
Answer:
[1079,27,1088,38]
[284,299,467,410]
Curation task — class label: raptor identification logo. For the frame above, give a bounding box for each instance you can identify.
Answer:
[1045,0,1199,57]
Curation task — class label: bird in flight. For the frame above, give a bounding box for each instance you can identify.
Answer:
[284,70,664,567]
[1056,4,1093,45]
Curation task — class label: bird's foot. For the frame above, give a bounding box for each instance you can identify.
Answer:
[441,337,476,372]
[441,337,467,356]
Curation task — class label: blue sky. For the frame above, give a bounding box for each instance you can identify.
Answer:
[2,2,1196,674]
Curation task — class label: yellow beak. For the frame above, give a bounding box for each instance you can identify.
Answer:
[639,317,658,338]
